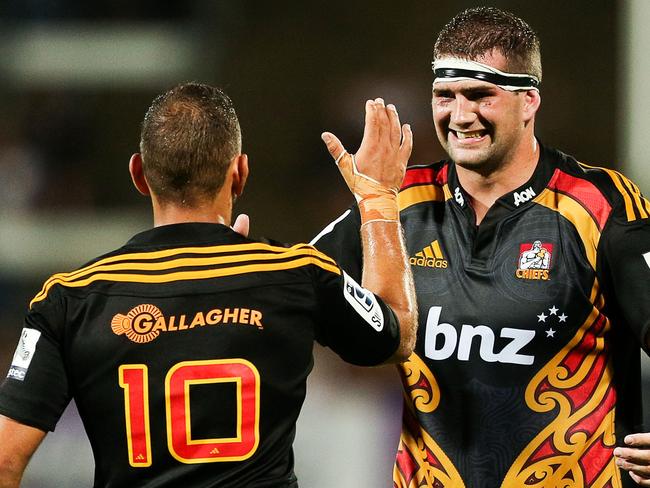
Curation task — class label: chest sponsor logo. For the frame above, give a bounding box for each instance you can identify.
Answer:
[424,306,535,365]
[7,328,41,381]
[343,271,384,331]
[513,186,536,207]
[111,304,264,344]
[516,241,553,280]
[410,240,448,269]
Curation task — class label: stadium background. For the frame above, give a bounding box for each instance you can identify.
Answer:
[0,1,647,486]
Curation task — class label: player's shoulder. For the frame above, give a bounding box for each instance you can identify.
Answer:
[29,246,129,309]
[398,160,451,212]
[549,147,650,225]
[400,160,450,191]
[258,238,341,275]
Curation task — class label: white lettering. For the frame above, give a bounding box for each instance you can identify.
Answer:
[513,187,536,207]
[457,324,499,362]
[424,306,457,360]
[498,328,536,365]
[454,187,465,206]
[424,307,536,365]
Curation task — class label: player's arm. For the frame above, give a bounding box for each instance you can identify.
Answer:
[321,98,417,362]
[0,415,46,488]
[598,206,650,484]
[0,291,71,486]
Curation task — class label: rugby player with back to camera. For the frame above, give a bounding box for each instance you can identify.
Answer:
[0,83,417,487]
[314,7,650,488]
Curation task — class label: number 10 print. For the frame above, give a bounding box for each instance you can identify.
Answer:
[119,359,260,467]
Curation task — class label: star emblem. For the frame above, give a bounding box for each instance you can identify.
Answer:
[546,328,556,338]
[558,313,568,323]
[549,305,558,315]
[537,313,547,322]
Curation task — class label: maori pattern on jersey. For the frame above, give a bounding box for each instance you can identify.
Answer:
[393,353,465,488]
[502,290,621,488]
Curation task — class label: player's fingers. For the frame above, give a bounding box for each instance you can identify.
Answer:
[629,471,650,486]
[626,433,650,448]
[231,214,250,237]
[386,103,402,148]
[321,132,346,161]
[373,98,390,143]
[399,124,413,165]
[361,99,378,144]
[615,447,650,465]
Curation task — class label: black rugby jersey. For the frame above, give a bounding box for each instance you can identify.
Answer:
[0,223,399,488]
[314,143,650,488]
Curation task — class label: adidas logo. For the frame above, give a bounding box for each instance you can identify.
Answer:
[409,241,448,269]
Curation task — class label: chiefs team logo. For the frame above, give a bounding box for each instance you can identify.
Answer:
[111,304,163,344]
[516,240,553,281]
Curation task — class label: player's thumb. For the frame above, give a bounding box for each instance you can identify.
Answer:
[321,132,346,161]
[231,213,250,237]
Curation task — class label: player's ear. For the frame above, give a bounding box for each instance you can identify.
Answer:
[230,153,249,199]
[129,153,151,196]
[522,89,541,122]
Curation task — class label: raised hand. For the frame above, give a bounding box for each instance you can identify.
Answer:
[321,98,412,223]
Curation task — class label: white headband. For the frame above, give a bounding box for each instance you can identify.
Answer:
[433,58,540,92]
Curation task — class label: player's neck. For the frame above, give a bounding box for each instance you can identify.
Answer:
[457,136,539,225]
[151,192,232,228]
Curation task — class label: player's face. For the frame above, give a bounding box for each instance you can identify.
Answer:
[432,53,533,172]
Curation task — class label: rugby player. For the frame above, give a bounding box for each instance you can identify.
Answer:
[0,83,416,487]
[313,7,650,487]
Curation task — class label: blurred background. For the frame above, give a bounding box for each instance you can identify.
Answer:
[0,0,647,486]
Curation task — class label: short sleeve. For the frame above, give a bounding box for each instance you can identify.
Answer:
[0,287,71,431]
[311,206,363,282]
[311,257,400,366]
[598,216,650,353]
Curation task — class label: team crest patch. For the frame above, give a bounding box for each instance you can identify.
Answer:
[516,240,553,281]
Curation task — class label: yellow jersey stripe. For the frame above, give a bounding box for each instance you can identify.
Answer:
[534,188,601,270]
[398,184,449,211]
[39,242,335,293]
[31,255,341,307]
[619,172,650,219]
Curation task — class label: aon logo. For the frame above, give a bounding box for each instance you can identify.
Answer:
[424,306,535,365]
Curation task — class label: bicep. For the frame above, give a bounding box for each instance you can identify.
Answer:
[0,414,46,487]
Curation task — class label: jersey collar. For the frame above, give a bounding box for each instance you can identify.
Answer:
[446,141,557,213]
[125,222,244,248]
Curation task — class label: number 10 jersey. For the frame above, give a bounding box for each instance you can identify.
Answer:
[0,222,400,487]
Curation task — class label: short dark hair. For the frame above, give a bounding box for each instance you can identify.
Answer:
[434,7,542,82]
[139,82,241,206]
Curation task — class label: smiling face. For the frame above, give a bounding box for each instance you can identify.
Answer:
[432,51,539,174]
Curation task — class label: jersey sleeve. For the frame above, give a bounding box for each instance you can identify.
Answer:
[598,211,650,354]
[310,253,400,366]
[311,206,363,282]
[0,286,71,431]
